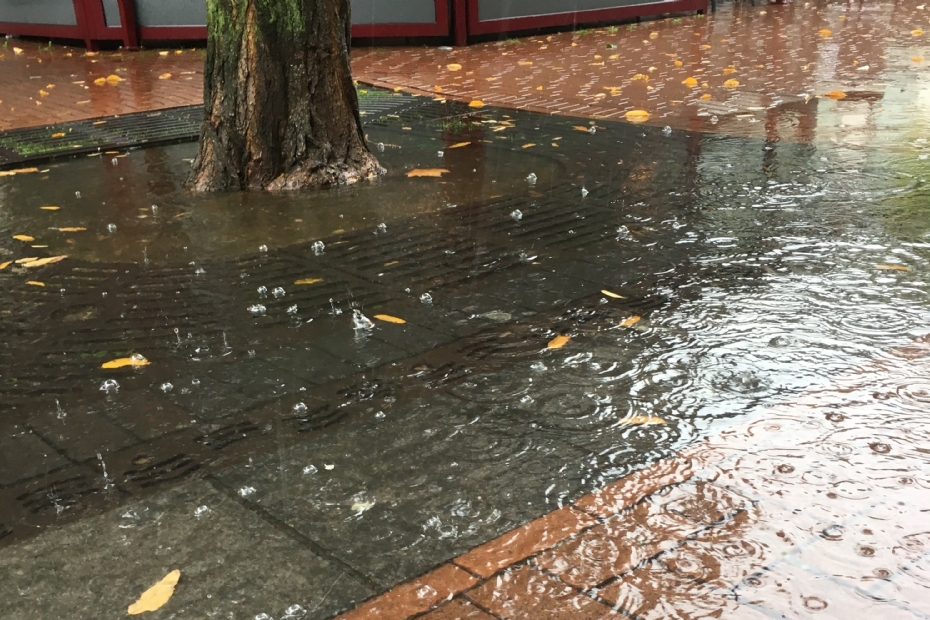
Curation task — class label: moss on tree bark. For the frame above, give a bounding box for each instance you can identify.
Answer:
[189,0,384,192]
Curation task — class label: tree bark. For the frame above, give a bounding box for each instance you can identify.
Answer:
[189,0,384,192]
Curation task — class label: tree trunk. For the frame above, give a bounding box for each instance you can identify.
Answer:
[189,0,384,192]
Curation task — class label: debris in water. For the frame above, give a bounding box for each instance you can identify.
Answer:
[511,209,523,222]
[248,304,267,316]
[293,402,308,414]
[312,240,325,255]
[374,313,406,324]
[526,172,537,184]
[272,287,286,298]
[352,309,375,330]
[420,293,433,304]
[547,335,571,349]
[101,355,150,369]
[160,382,174,393]
[239,486,256,497]
[662,126,672,136]
[107,223,117,233]
[194,506,211,518]
[127,570,181,615]
[259,244,268,253]
[581,187,589,198]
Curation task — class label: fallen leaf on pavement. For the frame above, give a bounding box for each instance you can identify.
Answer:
[22,256,67,268]
[819,29,832,36]
[106,74,122,84]
[447,142,471,149]
[13,47,23,55]
[0,167,39,177]
[51,132,65,138]
[40,206,59,210]
[159,73,172,79]
[619,316,642,327]
[548,335,571,349]
[446,63,462,71]
[102,356,151,369]
[876,264,910,271]
[128,570,180,615]
[625,110,651,123]
[26,281,45,287]
[407,169,450,178]
[93,77,106,86]
[913,29,924,36]
[469,100,485,108]
[294,278,323,285]
[623,416,667,425]
[374,314,406,324]
[724,79,740,88]
[0,261,11,270]
[601,289,624,298]
[13,235,35,242]
[682,77,698,87]
[825,91,847,100]
[56,227,86,232]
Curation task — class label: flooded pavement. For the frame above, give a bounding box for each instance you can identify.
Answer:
[1,3,930,618]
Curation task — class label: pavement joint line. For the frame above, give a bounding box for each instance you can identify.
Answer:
[205,473,385,594]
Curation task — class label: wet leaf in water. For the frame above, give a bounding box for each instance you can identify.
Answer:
[51,132,65,138]
[26,281,45,287]
[625,110,651,123]
[13,47,23,55]
[819,29,832,36]
[619,316,642,327]
[682,77,698,87]
[825,91,847,100]
[13,235,35,242]
[674,60,683,67]
[0,261,11,270]
[913,29,924,36]
[876,264,910,271]
[351,500,375,513]
[447,142,471,149]
[22,256,67,268]
[56,227,86,232]
[700,93,712,100]
[573,125,593,133]
[522,143,536,149]
[294,278,323,285]
[159,73,172,79]
[106,74,122,84]
[913,56,925,62]
[40,206,60,210]
[631,73,649,82]
[468,100,485,108]
[446,63,462,71]
[406,169,450,178]
[548,335,571,349]
[15,257,39,264]
[0,167,39,177]
[724,79,740,88]
[93,77,107,86]
[127,570,180,615]
[623,416,667,425]
[102,356,151,369]
[723,66,737,75]
[159,51,169,57]
[601,289,624,299]
[374,314,406,324]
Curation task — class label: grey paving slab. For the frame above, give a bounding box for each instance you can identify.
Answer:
[27,403,137,462]
[0,429,71,486]
[214,391,590,586]
[0,480,373,620]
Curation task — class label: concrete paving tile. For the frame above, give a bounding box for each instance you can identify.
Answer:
[661,480,754,526]
[419,598,498,620]
[26,403,136,461]
[0,428,70,485]
[337,564,478,620]
[0,480,372,620]
[467,565,619,619]
[535,491,705,589]
[455,505,597,578]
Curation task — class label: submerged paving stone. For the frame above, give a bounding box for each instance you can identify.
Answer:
[0,480,373,620]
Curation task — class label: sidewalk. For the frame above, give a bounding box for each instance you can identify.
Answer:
[3,0,928,137]
[334,336,930,620]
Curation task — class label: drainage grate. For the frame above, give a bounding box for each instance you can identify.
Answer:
[0,88,422,170]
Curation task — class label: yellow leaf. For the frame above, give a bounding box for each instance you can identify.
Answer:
[701,44,711,50]
[518,60,533,66]
[522,143,536,148]
[913,29,924,36]
[41,206,60,210]
[406,168,450,178]
[724,79,740,88]
[625,110,651,123]
[619,316,642,327]
[383,260,399,266]
[876,264,910,271]
[128,570,180,615]
[446,63,462,71]
[623,416,667,425]
[723,67,736,75]
[26,281,45,287]
[447,141,471,149]
[649,32,659,39]
[468,100,485,108]
[913,56,925,62]
[22,255,67,268]
[674,60,683,67]
[0,167,39,177]
[374,314,406,324]
[13,235,35,242]
[700,93,712,100]
[13,47,23,55]
[601,289,624,299]
[573,125,593,133]
[824,90,846,100]
[819,29,832,36]
[159,72,172,79]
[106,74,122,84]
[682,77,698,87]
[631,73,649,82]
[548,335,571,349]
[294,278,323,285]
[94,77,106,86]
[0,261,11,270]
[52,132,65,138]
[56,227,86,232]
[39,90,49,97]
[102,356,151,369]
[15,257,38,264]
[159,51,170,56]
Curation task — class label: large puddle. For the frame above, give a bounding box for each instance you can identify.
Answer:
[1,86,929,618]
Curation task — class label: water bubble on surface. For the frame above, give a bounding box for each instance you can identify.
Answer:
[150,205,158,214]
[511,209,523,222]
[617,225,630,239]
[420,293,433,304]
[253,614,271,620]
[99,379,119,394]
[293,402,308,414]
[272,287,286,298]
[74,191,81,198]
[312,240,325,255]
[258,244,268,253]
[375,411,386,419]
[662,125,673,136]
[589,126,597,135]
[257,285,267,297]
[248,304,267,316]
[107,223,117,233]
[55,399,66,420]
[283,604,307,619]
[160,382,174,393]
[377,222,388,234]
[710,115,719,124]
[581,187,589,198]
[302,465,318,475]
[526,172,537,184]
[194,505,211,518]
[437,150,444,158]
[239,486,256,498]
[377,142,385,152]
[111,158,118,166]
[329,298,342,316]
[194,267,205,275]
[191,378,200,386]
[352,309,375,330]
[287,304,298,315]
